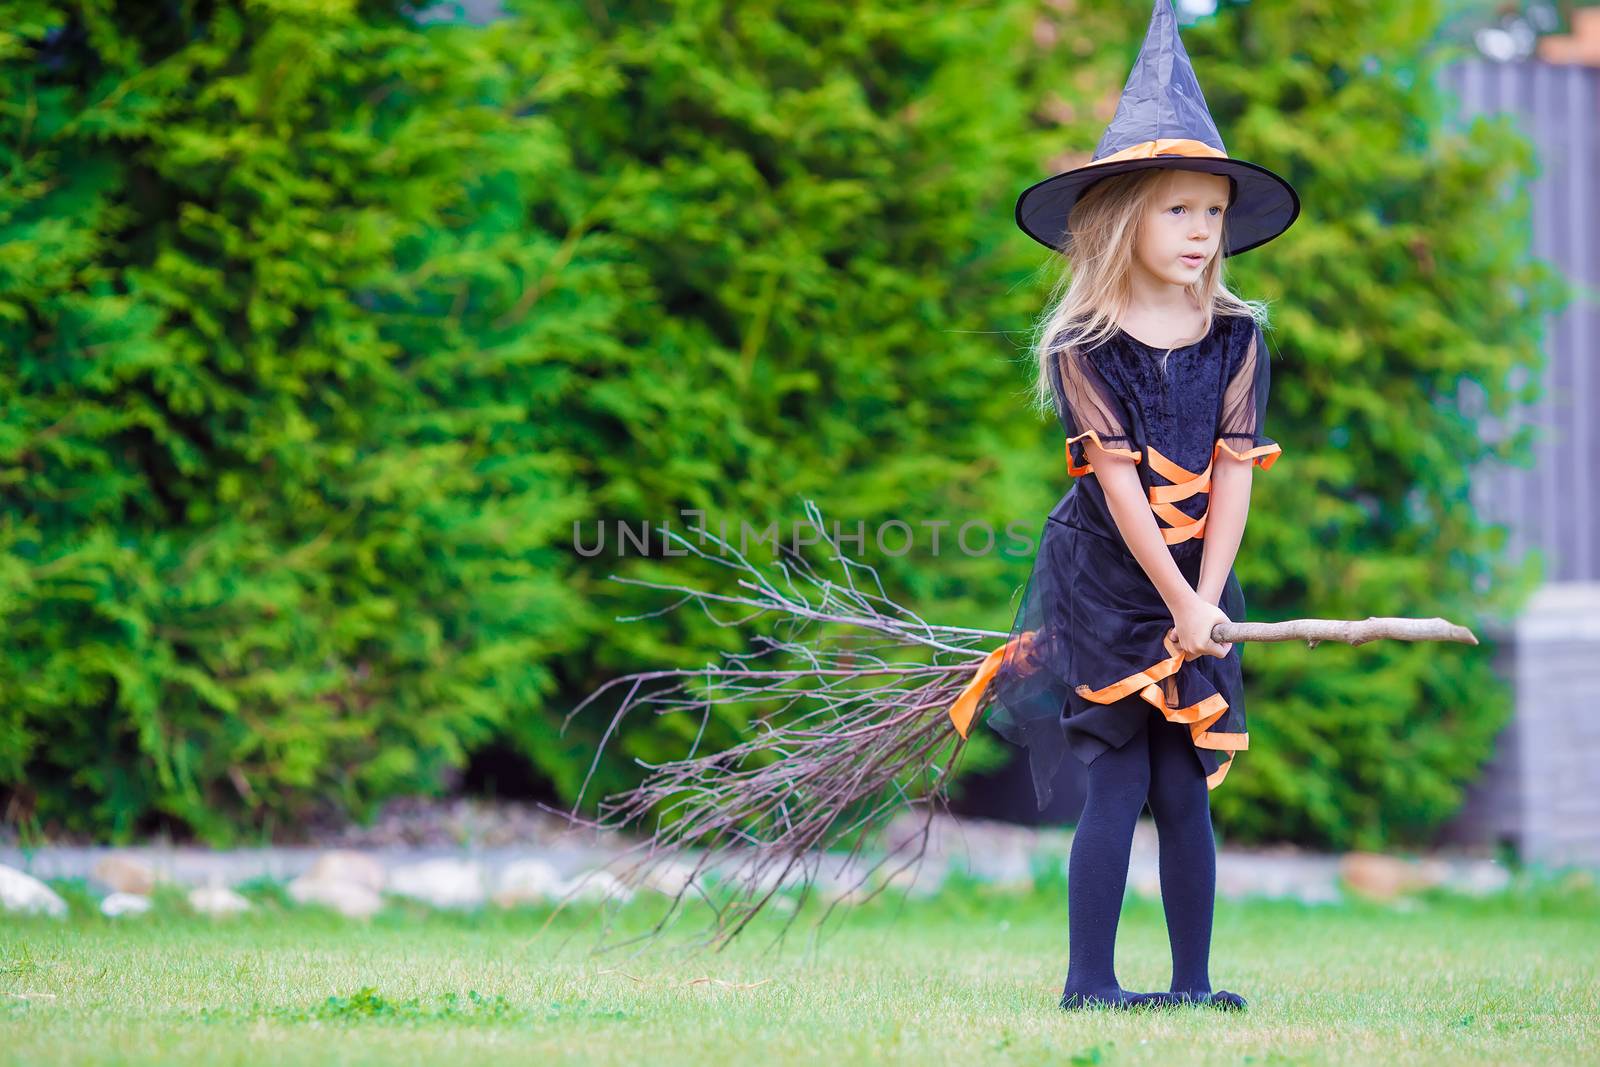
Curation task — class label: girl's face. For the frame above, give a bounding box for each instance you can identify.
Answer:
[1132,169,1233,288]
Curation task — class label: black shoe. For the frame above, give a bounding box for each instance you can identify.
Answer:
[1059,988,1159,1011]
[1147,988,1248,1011]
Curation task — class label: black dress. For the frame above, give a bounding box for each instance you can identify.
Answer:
[981,311,1281,809]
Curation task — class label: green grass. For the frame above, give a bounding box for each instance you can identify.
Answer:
[2,872,1597,1066]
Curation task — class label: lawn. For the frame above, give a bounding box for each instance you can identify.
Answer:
[1,872,1596,1066]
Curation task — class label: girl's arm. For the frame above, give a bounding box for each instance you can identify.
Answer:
[1196,455,1252,605]
[1084,438,1232,658]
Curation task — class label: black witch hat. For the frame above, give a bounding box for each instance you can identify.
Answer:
[1015,0,1300,257]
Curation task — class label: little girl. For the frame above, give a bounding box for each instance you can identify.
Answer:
[984,1,1301,1012]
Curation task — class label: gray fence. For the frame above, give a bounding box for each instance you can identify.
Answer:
[1435,56,1600,866]
[1441,57,1600,584]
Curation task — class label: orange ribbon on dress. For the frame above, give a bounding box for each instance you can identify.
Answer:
[1070,437,1282,546]
[1065,430,1142,478]
[947,631,1035,738]
[1072,628,1248,791]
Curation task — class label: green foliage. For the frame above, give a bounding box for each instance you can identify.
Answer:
[461,0,1063,805]
[0,0,1562,849]
[0,1,587,840]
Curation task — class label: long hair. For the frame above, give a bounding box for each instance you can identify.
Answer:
[1028,167,1269,416]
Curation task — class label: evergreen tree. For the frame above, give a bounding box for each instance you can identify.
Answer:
[1,0,586,840]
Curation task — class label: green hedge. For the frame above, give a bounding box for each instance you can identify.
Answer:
[0,0,1565,848]
[1,1,588,840]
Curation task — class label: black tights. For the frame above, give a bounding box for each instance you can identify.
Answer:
[1062,701,1217,1001]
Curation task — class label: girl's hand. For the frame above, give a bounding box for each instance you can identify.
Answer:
[1170,595,1233,659]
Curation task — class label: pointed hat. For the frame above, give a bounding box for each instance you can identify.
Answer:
[1015,0,1300,257]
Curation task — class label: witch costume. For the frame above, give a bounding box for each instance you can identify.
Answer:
[948,0,1300,812]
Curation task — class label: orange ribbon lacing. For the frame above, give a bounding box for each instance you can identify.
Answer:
[1068,435,1281,545]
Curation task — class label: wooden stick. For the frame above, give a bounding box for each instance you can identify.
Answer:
[1212,616,1478,649]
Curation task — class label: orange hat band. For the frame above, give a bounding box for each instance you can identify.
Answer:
[1091,137,1228,167]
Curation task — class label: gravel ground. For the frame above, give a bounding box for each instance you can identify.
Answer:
[0,797,1528,907]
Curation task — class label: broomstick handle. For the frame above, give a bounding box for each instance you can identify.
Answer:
[1211,616,1479,648]
[950,614,1478,738]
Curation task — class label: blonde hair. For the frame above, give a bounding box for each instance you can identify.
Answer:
[1028,167,1269,416]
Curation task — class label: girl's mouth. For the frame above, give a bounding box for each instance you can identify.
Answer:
[1181,253,1206,267]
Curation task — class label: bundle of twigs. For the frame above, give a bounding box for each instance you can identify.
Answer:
[560,501,1477,948]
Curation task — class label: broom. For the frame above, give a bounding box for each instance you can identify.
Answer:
[559,500,1478,947]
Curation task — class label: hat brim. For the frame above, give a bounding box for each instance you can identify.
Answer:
[1015,156,1300,258]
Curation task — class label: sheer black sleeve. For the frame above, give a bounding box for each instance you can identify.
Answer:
[1215,320,1282,468]
[1045,342,1142,477]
